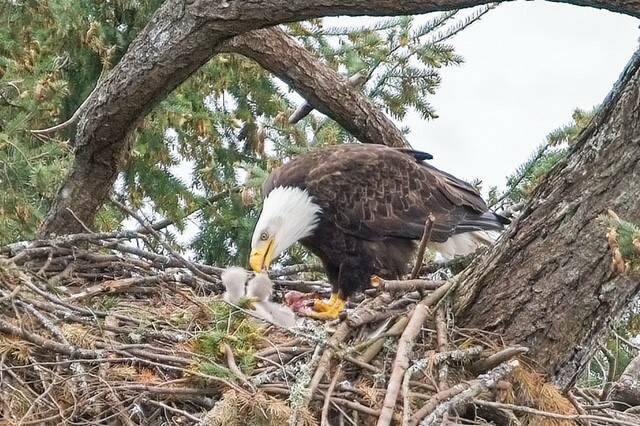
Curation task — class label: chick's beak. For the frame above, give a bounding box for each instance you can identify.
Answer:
[250,238,275,272]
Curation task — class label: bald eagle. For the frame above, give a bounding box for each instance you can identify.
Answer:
[249,144,508,319]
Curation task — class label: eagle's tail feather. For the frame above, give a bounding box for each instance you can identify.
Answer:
[428,211,509,260]
[429,230,501,260]
[455,211,510,234]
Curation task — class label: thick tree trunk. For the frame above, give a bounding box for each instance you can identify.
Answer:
[455,49,640,389]
[38,0,640,237]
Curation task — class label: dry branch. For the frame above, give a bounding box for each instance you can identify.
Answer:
[473,400,640,426]
[377,282,453,426]
[411,214,435,279]
[412,360,520,426]
[471,346,529,374]
[369,277,445,294]
[435,307,450,390]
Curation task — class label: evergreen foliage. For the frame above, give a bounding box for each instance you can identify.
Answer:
[193,299,262,378]
[489,107,596,208]
[0,0,163,243]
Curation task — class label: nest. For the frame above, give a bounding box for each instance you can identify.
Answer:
[1,231,639,425]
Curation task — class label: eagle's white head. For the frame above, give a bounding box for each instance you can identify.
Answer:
[249,186,322,272]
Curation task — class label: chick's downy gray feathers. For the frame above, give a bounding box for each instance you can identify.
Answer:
[221,268,296,328]
[221,267,248,304]
[248,273,296,328]
[247,273,273,302]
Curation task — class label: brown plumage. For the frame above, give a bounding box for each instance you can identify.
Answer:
[251,144,508,319]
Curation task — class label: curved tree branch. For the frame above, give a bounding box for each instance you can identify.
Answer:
[220,27,409,148]
[39,0,640,236]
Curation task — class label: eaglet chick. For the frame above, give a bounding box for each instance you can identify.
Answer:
[246,273,296,328]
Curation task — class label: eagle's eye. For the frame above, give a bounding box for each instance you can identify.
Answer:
[259,232,269,241]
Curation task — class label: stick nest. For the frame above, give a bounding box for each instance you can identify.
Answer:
[1,232,638,425]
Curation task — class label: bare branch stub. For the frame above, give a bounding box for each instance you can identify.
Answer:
[410,214,435,279]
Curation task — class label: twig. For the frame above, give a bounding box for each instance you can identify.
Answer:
[369,278,444,294]
[220,343,252,388]
[567,390,592,426]
[414,360,519,426]
[263,385,380,417]
[66,207,95,233]
[112,384,218,396]
[410,214,435,279]
[376,282,452,426]
[135,187,239,234]
[309,322,351,399]
[288,71,366,124]
[65,273,191,302]
[357,315,409,364]
[0,284,22,302]
[347,293,395,327]
[428,346,484,365]
[145,399,201,422]
[613,331,640,351]
[321,363,342,426]
[401,359,428,426]
[30,65,108,136]
[110,198,217,285]
[269,263,324,277]
[435,307,449,390]
[473,399,640,426]
[471,346,528,374]
[598,344,616,401]
[0,318,103,359]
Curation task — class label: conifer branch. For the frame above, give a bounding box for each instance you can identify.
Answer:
[30,65,109,137]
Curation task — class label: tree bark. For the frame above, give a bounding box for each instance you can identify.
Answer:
[608,354,640,407]
[38,0,640,237]
[220,27,409,149]
[455,48,640,389]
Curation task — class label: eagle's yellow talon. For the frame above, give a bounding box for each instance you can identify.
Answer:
[309,293,345,320]
[313,293,337,312]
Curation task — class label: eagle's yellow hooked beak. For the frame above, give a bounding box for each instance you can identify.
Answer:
[249,238,276,272]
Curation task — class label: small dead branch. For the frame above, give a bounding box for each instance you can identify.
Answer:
[30,65,109,136]
[410,214,435,279]
[65,273,187,302]
[377,282,453,426]
[270,263,325,277]
[308,322,351,399]
[473,399,640,426]
[221,343,253,389]
[368,277,444,294]
[288,71,366,124]
[567,390,592,426]
[435,306,450,390]
[0,317,103,359]
[145,399,202,423]
[321,363,342,426]
[429,346,484,365]
[111,197,218,285]
[357,314,409,364]
[412,360,520,426]
[471,346,529,374]
[599,344,617,401]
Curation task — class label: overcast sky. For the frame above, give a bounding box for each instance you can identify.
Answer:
[399,2,639,192]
